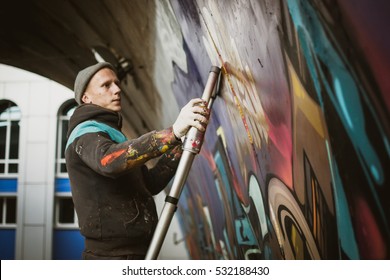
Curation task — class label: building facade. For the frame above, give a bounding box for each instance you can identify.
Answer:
[0,64,83,259]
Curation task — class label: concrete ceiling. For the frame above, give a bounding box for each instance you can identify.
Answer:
[0,0,180,136]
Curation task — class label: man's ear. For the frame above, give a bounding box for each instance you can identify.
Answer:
[81,93,89,104]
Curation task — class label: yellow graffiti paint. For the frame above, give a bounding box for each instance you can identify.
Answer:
[287,57,325,138]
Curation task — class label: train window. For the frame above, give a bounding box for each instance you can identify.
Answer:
[55,101,77,176]
[0,100,20,176]
[0,196,17,226]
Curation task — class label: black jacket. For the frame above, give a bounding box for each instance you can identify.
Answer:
[65,104,182,256]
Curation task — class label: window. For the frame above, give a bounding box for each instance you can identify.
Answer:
[0,196,16,227]
[0,100,19,228]
[0,100,20,176]
[55,101,77,176]
[54,196,78,228]
[54,100,78,229]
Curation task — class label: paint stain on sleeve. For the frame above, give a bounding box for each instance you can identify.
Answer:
[101,148,126,166]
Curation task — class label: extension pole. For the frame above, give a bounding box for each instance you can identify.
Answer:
[145,66,221,260]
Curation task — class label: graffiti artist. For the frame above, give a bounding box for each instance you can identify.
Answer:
[65,62,209,260]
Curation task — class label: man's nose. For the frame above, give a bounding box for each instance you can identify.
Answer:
[112,83,121,94]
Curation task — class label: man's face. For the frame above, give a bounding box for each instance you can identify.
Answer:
[82,68,122,112]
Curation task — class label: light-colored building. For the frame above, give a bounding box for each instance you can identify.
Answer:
[0,64,187,260]
[0,63,79,259]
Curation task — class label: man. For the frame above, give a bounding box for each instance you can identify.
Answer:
[65,62,209,259]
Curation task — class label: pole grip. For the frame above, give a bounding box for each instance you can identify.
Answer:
[183,66,221,154]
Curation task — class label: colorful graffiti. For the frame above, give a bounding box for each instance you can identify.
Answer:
[169,0,390,259]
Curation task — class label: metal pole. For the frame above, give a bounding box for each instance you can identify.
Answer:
[145,66,221,260]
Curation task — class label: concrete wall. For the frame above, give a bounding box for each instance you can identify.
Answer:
[167,0,390,259]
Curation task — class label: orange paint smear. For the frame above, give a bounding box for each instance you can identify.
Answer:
[101,148,126,166]
[200,12,254,145]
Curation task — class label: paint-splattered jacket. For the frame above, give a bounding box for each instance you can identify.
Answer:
[65,104,182,257]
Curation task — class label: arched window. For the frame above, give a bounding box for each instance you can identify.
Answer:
[55,101,76,176]
[54,100,77,227]
[53,100,83,260]
[0,100,20,258]
[0,100,20,176]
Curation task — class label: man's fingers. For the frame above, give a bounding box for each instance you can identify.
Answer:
[192,105,209,116]
[192,119,206,131]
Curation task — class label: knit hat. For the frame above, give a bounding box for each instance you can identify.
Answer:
[74,62,116,104]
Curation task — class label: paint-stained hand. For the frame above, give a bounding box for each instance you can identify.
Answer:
[172,98,210,139]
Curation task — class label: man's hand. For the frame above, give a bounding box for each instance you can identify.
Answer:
[172,98,210,139]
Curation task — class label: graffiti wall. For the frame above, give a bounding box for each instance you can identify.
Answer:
[168,0,390,259]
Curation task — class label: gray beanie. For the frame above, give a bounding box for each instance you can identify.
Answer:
[74,62,116,104]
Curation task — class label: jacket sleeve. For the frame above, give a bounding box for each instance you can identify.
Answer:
[71,126,181,178]
[141,145,183,195]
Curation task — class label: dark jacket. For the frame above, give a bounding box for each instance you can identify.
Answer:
[65,104,182,256]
